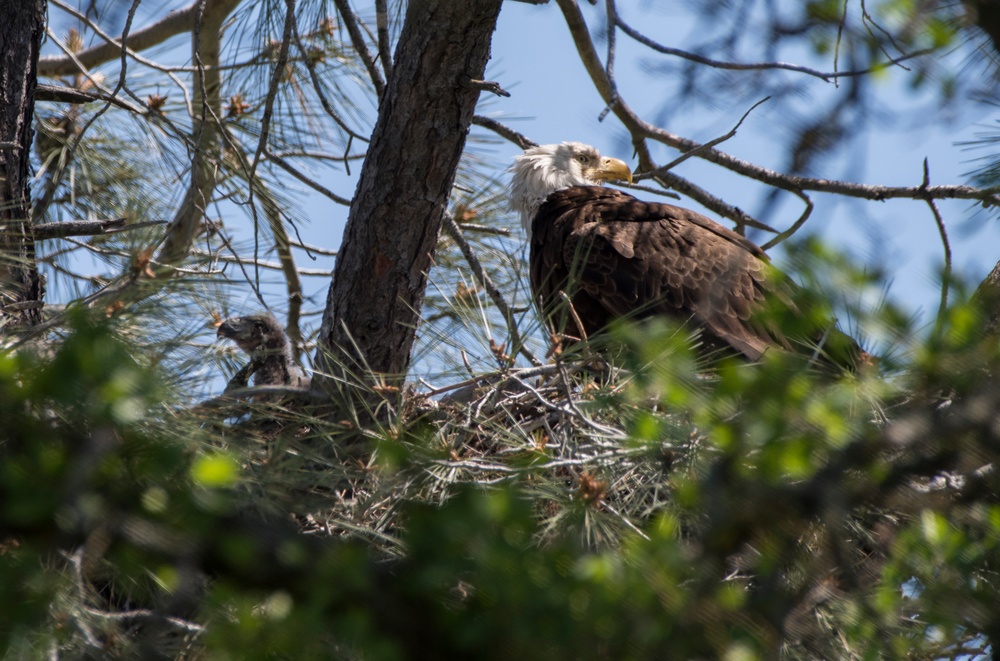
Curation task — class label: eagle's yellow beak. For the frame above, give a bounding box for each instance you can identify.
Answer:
[588,157,633,185]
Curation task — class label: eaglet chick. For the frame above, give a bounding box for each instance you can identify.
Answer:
[217,314,309,390]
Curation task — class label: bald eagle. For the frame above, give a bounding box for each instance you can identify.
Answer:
[217,314,309,389]
[509,141,863,367]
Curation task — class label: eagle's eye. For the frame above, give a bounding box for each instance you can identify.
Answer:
[575,154,588,164]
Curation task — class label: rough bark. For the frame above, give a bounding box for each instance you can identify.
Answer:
[0,0,47,328]
[313,0,503,384]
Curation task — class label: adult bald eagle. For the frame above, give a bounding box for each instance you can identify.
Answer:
[509,142,863,367]
[217,314,309,390]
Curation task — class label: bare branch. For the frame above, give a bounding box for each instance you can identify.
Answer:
[35,83,140,112]
[615,13,932,83]
[248,0,297,185]
[263,149,353,205]
[291,14,370,142]
[921,159,952,337]
[640,169,778,235]
[333,0,387,100]
[471,115,536,149]
[654,96,770,174]
[34,217,122,238]
[464,79,511,97]
[760,190,814,250]
[556,0,1000,213]
[155,0,241,266]
[39,0,203,77]
[375,0,393,77]
[442,212,540,367]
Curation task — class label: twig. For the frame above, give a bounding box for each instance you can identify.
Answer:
[644,169,778,234]
[39,0,207,76]
[248,0,296,184]
[375,0,393,77]
[332,0,386,99]
[464,79,511,97]
[263,148,352,205]
[615,11,933,84]
[557,0,1000,210]
[442,212,540,366]
[761,190,814,250]
[292,16,370,141]
[655,96,770,174]
[35,84,141,112]
[557,290,588,343]
[921,158,951,337]
[471,115,536,149]
[599,0,618,122]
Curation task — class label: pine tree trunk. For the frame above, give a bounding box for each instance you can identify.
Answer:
[0,0,46,328]
[313,0,503,385]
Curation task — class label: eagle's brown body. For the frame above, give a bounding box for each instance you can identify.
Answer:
[531,186,790,360]
[511,142,865,368]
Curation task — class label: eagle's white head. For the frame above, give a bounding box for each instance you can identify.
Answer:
[508,142,633,238]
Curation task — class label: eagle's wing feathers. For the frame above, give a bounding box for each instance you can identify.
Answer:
[543,187,786,360]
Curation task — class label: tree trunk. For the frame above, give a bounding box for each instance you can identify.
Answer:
[313,0,503,385]
[0,0,46,328]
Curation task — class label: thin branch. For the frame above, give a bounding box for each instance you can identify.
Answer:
[640,169,778,235]
[263,148,353,205]
[471,115,537,149]
[332,0,386,100]
[288,238,338,257]
[599,0,618,122]
[33,218,166,239]
[442,212,541,367]
[291,20,370,142]
[556,0,1000,210]
[614,10,933,84]
[760,190,814,250]
[39,0,205,77]
[35,84,140,113]
[248,0,296,183]
[834,0,849,83]
[191,250,331,276]
[921,159,952,337]
[654,96,770,174]
[375,0,393,77]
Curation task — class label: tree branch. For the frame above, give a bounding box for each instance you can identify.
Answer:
[442,212,540,367]
[155,0,241,266]
[556,0,1000,216]
[615,13,933,83]
[332,0,386,100]
[39,0,208,77]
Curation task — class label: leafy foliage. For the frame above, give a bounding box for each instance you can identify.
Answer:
[5,254,1000,659]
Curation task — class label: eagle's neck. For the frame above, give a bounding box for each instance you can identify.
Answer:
[508,155,593,239]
